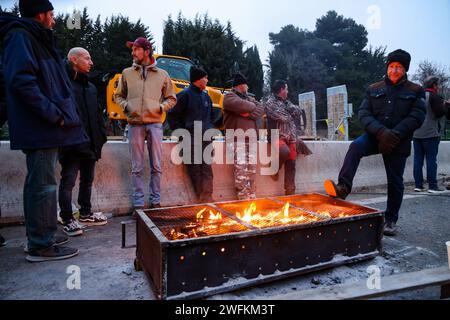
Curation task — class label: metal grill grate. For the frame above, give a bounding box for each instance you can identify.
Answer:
[216,199,325,229]
[146,206,248,241]
[275,194,377,219]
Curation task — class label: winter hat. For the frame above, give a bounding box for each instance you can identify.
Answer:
[232,73,248,87]
[19,0,54,18]
[126,37,153,52]
[386,49,411,72]
[190,67,208,83]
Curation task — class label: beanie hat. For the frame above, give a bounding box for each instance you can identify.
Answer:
[19,0,54,18]
[190,66,208,83]
[232,73,248,87]
[386,49,411,72]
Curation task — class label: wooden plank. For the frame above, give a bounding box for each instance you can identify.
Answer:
[269,267,450,300]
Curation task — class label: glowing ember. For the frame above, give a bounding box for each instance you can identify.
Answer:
[317,210,351,219]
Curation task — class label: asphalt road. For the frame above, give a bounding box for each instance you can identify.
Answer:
[1,185,449,300]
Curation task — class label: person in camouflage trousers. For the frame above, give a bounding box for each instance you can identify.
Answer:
[223,73,264,200]
[264,80,312,195]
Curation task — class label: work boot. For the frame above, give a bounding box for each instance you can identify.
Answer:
[270,172,279,182]
[324,180,349,200]
[383,221,397,237]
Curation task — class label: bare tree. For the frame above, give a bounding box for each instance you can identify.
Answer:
[412,60,450,95]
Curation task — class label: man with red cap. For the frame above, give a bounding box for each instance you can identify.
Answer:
[114,37,176,210]
[324,49,426,237]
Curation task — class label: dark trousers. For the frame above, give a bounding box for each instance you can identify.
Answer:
[338,133,407,224]
[413,137,441,189]
[23,149,59,250]
[186,141,213,200]
[279,144,296,194]
[59,157,96,223]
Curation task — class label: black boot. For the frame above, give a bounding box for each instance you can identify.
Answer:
[0,234,6,247]
[324,180,349,200]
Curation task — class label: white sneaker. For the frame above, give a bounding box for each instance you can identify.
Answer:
[428,188,446,194]
[414,187,426,192]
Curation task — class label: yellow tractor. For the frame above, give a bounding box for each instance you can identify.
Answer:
[106,54,226,126]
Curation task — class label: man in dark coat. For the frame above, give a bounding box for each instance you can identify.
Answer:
[324,49,426,237]
[0,0,89,262]
[167,67,217,203]
[58,47,108,237]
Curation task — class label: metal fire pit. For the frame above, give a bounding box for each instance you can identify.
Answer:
[135,193,383,300]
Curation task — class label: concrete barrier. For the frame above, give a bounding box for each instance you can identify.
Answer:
[1,140,450,222]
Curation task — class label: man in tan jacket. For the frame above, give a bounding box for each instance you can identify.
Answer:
[223,73,264,200]
[114,37,176,209]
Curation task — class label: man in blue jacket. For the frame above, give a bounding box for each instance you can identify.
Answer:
[167,67,217,203]
[0,0,89,262]
[324,49,426,237]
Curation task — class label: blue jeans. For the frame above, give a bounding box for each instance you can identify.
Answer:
[338,134,407,224]
[413,137,441,189]
[128,124,163,206]
[59,157,96,223]
[23,149,58,250]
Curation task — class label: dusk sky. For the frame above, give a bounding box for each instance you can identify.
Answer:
[2,0,450,75]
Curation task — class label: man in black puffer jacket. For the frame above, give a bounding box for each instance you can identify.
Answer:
[0,1,89,262]
[58,47,108,236]
[324,49,426,237]
[167,67,219,203]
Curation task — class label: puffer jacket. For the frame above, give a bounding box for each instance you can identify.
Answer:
[114,60,177,125]
[359,77,426,156]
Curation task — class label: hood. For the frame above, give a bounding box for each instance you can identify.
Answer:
[0,13,59,60]
[132,56,157,71]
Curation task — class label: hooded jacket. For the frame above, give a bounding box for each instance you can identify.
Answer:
[114,60,177,125]
[0,13,88,150]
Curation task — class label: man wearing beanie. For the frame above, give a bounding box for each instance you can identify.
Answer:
[167,67,219,203]
[223,73,264,200]
[324,49,426,237]
[114,37,176,210]
[0,0,89,261]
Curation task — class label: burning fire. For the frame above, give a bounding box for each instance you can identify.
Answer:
[236,202,319,228]
[196,208,222,221]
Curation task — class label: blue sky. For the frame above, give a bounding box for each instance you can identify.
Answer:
[2,0,450,75]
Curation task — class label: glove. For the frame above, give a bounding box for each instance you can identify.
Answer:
[377,128,400,155]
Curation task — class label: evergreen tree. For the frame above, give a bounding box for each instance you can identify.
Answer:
[268,11,387,138]
[163,13,262,90]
